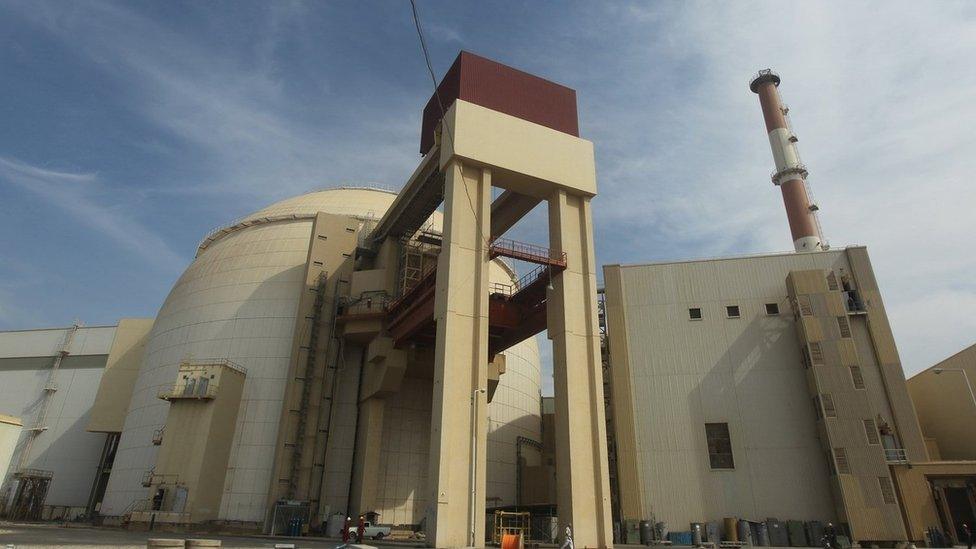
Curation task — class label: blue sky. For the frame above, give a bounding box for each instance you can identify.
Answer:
[1,1,974,392]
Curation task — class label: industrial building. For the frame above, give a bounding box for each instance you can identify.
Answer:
[1,51,611,548]
[0,187,546,532]
[601,69,976,547]
[1,52,973,549]
[908,344,976,461]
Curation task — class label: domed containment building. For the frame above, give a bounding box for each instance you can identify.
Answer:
[95,187,544,530]
[3,51,613,548]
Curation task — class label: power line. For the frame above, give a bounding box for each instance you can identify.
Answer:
[408,0,492,249]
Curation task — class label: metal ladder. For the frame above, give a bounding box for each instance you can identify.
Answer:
[18,323,80,470]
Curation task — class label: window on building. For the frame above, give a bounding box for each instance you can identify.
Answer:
[796,295,813,316]
[833,447,851,474]
[726,305,740,318]
[689,308,702,320]
[837,316,852,338]
[826,271,840,291]
[879,476,896,504]
[850,365,865,389]
[820,393,837,418]
[808,342,825,365]
[765,303,780,315]
[705,423,734,469]
[863,419,880,445]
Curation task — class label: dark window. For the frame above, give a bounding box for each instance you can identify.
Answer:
[765,303,780,315]
[726,305,741,318]
[833,447,851,474]
[705,423,734,469]
[826,271,839,291]
[850,365,865,389]
[808,342,825,365]
[879,476,896,504]
[864,419,880,445]
[837,316,852,338]
[689,308,702,320]
[821,393,837,418]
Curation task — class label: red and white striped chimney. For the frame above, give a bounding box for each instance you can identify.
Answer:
[750,69,824,253]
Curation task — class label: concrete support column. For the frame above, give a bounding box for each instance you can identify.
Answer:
[349,397,386,517]
[427,160,491,548]
[547,189,613,549]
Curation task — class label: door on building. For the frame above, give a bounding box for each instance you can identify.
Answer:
[945,486,976,543]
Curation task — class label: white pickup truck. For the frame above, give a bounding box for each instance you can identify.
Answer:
[360,521,391,540]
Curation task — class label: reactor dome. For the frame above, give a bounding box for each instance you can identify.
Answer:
[99,187,542,526]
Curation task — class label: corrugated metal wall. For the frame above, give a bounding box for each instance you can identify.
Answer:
[605,251,853,529]
[0,326,115,509]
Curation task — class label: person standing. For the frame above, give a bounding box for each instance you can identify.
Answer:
[342,516,352,544]
[823,522,837,549]
[357,515,366,543]
[962,522,972,549]
[561,525,574,549]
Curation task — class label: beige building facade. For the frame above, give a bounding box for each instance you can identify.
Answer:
[604,246,928,544]
[908,344,976,461]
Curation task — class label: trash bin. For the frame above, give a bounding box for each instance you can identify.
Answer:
[640,520,653,545]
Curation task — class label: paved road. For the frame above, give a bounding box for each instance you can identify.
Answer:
[0,522,352,548]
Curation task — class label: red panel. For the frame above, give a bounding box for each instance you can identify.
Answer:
[420,51,579,154]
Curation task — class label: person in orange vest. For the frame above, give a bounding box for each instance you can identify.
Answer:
[357,515,366,543]
[342,516,352,543]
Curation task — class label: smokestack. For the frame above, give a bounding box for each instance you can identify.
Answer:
[750,69,824,253]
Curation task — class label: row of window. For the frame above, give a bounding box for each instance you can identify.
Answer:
[707,423,898,505]
[830,448,897,504]
[689,302,780,320]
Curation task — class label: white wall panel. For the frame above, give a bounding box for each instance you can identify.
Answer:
[0,327,112,509]
[611,250,851,528]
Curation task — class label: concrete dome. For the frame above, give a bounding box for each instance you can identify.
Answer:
[101,187,542,526]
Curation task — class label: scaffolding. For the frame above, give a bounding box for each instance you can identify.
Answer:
[288,271,330,500]
[492,510,531,545]
[598,289,622,525]
[396,221,441,298]
[7,469,53,521]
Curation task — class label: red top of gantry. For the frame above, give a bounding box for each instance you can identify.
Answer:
[419,51,580,155]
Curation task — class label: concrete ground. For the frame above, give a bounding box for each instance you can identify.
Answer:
[0,521,354,548]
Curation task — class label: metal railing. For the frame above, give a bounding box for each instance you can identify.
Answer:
[489,263,550,297]
[489,238,567,266]
[749,68,780,90]
[844,291,867,313]
[339,294,390,318]
[158,383,219,401]
[884,448,908,464]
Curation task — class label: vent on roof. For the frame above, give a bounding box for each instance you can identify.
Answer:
[809,342,825,365]
[850,365,865,389]
[821,393,837,418]
[833,447,851,474]
[879,476,896,504]
[837,316,852,338]
[827,271,839,291]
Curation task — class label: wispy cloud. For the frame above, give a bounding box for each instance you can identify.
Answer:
[0,0,971,377]
[0,156,185,267]
[566,2,976,375]
[6,1,421,210]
